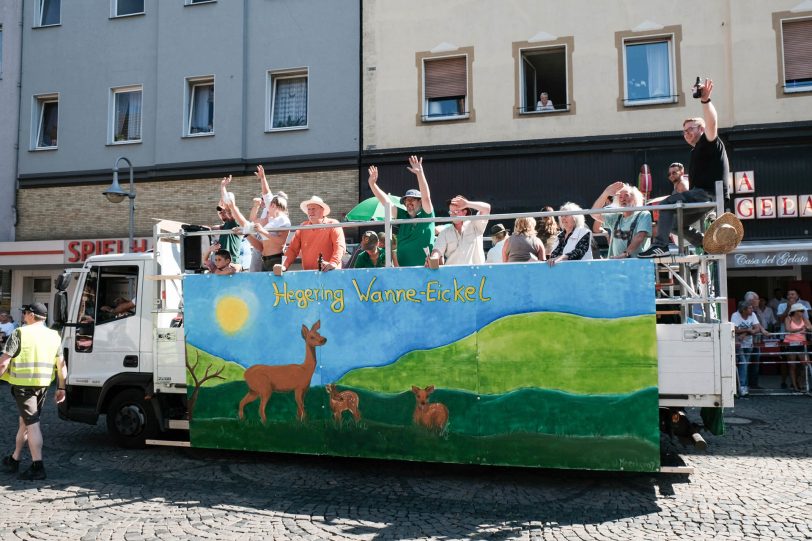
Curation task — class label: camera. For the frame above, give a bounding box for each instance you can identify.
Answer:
[692,77,704,99]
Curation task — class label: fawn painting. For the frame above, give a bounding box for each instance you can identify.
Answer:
[238,320,326,423]
[411,385,449,433]
[325,384,361,425]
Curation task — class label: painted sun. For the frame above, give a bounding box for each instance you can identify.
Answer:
[215,296,249,334]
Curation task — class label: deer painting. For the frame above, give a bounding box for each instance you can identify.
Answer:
[411,385,449,433]
[325,384,361,425]
[238,320,326,423]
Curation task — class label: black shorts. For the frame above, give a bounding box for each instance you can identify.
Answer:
[11,386,48,426]
[261,253,283,272]
[784,344,806,355]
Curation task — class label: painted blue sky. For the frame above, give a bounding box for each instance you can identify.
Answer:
[184,259,655,384]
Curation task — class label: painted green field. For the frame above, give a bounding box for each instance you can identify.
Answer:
[190,383,659,471]
[192,417,659,471]
[186,310,660,471]
[339,312,657,394]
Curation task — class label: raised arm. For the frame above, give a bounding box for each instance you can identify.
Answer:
[219,175,232,207]
[591,182,623,222]
[407,156,433,214]
[699,79,718,141]
[255,164,272,198]
[248,198,262,223]
[367,165,394,214]
[452,196,490,216]
[226,198,250,228]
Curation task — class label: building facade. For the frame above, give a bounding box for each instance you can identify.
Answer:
[2,0,360,313]
[0,0,23,315]
[3,0,812,316]
[362,0,812,302]
[0,0,21,244]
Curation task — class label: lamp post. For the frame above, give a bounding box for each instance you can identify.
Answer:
[103,156,135,253]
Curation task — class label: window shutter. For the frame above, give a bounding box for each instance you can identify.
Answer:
[783,19,812,81]
[424,57,467,98]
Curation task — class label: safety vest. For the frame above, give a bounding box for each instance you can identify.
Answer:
[4,323,61,387]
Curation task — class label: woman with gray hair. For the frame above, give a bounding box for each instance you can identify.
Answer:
[547,203,593,266]
[731,299,767,397]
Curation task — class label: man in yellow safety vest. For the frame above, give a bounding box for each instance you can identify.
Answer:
[0,303,66,480]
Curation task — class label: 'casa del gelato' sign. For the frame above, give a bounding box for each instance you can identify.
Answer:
[728,250,811,268]
[732,171,812,220]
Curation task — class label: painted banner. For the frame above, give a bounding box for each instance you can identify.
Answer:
[184,259,659,471]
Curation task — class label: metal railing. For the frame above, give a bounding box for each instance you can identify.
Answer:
[171,181,728,320]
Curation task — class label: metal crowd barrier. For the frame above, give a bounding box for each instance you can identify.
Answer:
[735,331,811,395]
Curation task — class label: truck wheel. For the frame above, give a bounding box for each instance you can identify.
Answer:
[106,389,157,448]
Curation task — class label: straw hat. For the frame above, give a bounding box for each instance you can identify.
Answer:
[300,195,331,216]
[789,302,807,314]
[702,212,744,254]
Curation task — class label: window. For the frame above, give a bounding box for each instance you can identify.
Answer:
[513,37,575,117]
[185,77,214,135]
[111,86,143,143]
[113,0,144,17]
[623,39,674,105]
[416,47,474,124]
[33,94,59,149]
[779,17,812,93]
[186,0,215,4]
[268,69,308,130]
[37,0,61,27]
[615,26,683,109]
[74,266,139,353]
[423,56,467,120]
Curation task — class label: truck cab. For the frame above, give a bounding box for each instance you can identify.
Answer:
[57,223,187,447]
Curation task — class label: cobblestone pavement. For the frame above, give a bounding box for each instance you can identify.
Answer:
[0,386,810,540]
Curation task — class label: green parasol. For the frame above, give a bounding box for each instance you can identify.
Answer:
[346,194,405,221]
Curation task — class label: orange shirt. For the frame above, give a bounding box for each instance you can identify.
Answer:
[283,218,346,270]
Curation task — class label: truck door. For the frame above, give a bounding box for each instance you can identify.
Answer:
[69,263,142,386]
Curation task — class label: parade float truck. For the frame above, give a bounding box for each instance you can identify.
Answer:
[55,215,735,473]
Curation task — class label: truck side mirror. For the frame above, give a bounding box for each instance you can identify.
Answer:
[54,271,72,292]
[53,290,68,329]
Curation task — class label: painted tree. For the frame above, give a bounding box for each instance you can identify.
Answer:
[186,350,225,419]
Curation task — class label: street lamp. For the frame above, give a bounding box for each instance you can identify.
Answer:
[103,156,135,253]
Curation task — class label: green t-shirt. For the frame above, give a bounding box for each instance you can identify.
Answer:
[354,249,386,268]
[603,211,651,257]
[219,219,241,262]
[396,207,435,267]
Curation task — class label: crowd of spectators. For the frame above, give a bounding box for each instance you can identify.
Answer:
[732,289,811,396]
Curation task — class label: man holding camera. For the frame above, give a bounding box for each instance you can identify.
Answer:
[639,78,730,258]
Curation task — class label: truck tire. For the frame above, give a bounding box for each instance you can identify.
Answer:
[106,389,158,448]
